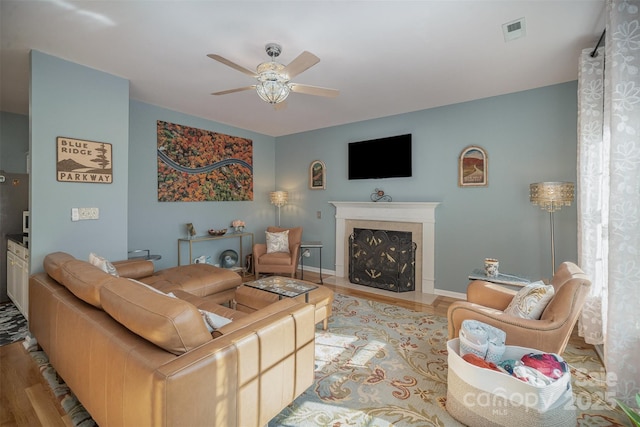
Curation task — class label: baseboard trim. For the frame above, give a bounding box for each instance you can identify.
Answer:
[434,289,467,300]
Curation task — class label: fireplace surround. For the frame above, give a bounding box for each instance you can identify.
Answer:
[330,201,439,294]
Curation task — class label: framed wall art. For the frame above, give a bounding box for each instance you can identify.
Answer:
[56,137,113,183]
[309,160,326,190]
[157,120,253,202]
[458,145,488,187]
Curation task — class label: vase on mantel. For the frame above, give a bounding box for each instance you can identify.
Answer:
[234,226,245,233]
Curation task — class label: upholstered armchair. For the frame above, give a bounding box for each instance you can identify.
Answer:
[253,226,303,279]
[447,261,591,354]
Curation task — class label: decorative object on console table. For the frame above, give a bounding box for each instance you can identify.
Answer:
[186,223,196,238]
[208,228,227,236]
[269,190,288,226]
[370,188,392,202]
[458,145,488,187]
[529,181,574,276]
[231,219,245,233]
[309,160,326,189]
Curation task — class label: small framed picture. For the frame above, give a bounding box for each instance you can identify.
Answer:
[458,146,488,187]
[309,160,326,190]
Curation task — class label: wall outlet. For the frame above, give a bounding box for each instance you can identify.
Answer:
[317,211,322,219]
[79,207,99,220]
[73,207,99,221]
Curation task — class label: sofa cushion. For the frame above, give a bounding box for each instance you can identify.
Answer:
[100,278,212,355]
[140,263,241,297]
[111,258,155,279]
[59,259,116,309]
[43,252,79,284]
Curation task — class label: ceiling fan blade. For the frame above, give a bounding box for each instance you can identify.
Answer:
[290,83,339,98]
[211,86,255,96]
[283,51,320,79]
[207,54,257,78]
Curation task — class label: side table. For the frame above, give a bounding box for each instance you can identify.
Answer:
[468,268,530,287]
[300,241,323,284]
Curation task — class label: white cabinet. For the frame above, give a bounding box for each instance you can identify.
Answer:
[7,239,29,319]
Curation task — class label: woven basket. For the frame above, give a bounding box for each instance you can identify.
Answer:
[446,339,576,426]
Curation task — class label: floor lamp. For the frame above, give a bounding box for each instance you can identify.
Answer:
[529,182,574,276]
[269,190,288,226]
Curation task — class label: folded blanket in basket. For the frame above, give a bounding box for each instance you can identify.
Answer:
[459,319,506,363]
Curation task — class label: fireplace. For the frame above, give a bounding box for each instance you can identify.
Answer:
[349,228,416,292]
[330,201,439,294]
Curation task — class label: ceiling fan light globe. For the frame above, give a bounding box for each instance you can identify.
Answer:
[257,61,285,75]
[256,81,290,104]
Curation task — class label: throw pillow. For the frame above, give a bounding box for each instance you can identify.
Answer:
[266,230,290,253]
[89,252,119,276]
[504,281,555,320]
[200,310,232,333]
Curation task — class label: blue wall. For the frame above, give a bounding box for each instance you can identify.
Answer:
[0,112,29,173]
[29,51,130,271]
[275,82,578,293]
[127,100,277,270]
[7,50,578,294]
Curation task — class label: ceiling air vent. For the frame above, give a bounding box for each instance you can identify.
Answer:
[502,17,526,42]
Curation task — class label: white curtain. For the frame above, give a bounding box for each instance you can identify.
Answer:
[577,0,640,405]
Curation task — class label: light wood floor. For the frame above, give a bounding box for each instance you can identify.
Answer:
[0,270,570,426]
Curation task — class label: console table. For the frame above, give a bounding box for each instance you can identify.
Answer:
[177,232,254,274]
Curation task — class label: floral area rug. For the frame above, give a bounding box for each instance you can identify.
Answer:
[270,293,629,426]
[0,301,28,346]
[26,293,628,427]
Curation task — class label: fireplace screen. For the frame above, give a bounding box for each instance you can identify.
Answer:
[349,228,416,292]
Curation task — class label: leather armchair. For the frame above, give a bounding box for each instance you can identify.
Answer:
[447,261,591,354]
[253,226,303,279]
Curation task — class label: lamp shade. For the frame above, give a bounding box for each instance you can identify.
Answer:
[270,190,288,207]
[529,182,575,212]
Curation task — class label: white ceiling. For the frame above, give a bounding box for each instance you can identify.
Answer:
[0,0,606,137]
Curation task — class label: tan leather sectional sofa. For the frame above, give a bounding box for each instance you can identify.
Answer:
[29,252,316,427]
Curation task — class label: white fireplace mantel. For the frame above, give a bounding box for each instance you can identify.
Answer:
[330,201,440,294]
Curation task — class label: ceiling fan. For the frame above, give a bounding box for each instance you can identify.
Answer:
[208,43,339,105]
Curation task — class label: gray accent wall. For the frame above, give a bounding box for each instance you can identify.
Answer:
[29,50,130,272]
[275,82,578,293]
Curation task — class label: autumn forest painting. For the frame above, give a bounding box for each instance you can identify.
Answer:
[157,121,253,201]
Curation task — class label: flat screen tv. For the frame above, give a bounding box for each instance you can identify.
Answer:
[348,134,412,180]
